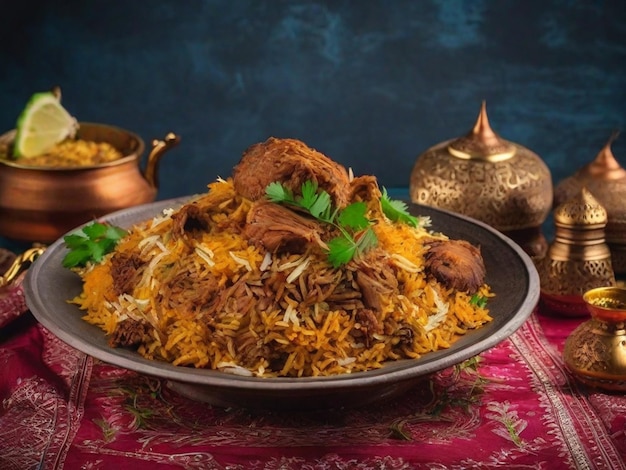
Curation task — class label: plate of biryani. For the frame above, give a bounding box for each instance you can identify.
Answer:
[24,137,539,410]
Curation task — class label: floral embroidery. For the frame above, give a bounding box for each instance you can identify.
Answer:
[485,401,527,447]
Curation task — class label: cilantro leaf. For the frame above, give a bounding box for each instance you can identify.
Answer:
[62,221,128,268]
[308,190,332,221]
[63,233,89,248]
[470,294,488,309]
[338,202,370,231]
[265,181,294,203]
[326,236,357,268]
[83,222,108,239]
[297,180,333,221]
[299,180,319,208]
[106,224,128,241]
[381,187,419,228]
[62,246,92,269]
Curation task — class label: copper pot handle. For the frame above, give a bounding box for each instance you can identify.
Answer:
[0,246,46,287]
[143,132,181,189]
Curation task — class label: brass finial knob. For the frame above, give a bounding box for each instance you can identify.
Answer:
[447,101,516,162]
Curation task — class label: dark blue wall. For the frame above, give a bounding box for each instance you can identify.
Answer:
[1,0,625,202]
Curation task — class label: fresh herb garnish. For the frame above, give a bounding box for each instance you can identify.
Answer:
[470,293,488,309]
[266,181,377,267]
[266,181,425,268]
[62,221,127,268]
[381,187,419,227]
[267,180,333,222]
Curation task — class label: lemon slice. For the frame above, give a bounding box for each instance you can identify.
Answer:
[13,91,78,158]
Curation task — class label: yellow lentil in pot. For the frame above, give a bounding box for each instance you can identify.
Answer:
[2,139,124,167]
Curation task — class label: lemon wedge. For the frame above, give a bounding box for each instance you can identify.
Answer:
[13,91,78,158]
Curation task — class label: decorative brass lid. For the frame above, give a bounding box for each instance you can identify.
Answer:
[554,133,626,208]
[575,132,626,180]
[410,101,553,234]
[553,187,607,228]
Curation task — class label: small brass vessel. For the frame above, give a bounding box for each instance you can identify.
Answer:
[537,188,616,316]
[0,123,180,243]
[554,134,626,276]
[410,101,553,258]
[563,286,626,391]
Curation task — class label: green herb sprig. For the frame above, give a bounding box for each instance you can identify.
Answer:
[266,181,420,267]
[62,221,127,268]
[470,293,489,309]
[381,187,419,227]
[266,180,377,267]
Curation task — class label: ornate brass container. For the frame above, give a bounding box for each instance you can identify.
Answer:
[554,134,626,276]
[537,188,615,316]
[563,286,626,391]
[0,123,180,243]
[410,102,553,258]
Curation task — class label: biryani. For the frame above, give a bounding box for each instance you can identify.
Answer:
[69,137,493,378]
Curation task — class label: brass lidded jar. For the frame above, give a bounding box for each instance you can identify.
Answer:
[537,187,615,316]
[410,101,553,258]
[554,134,626,276]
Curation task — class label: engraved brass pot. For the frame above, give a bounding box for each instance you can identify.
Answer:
[0,122,180,243]
[563,286,626,391]
[410,102,553,258]
[554,135,626,276]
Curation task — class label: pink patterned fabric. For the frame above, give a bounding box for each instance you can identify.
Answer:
[1,282,625,469]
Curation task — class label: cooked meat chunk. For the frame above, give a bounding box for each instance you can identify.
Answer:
[349,175,382,203]
[423,239,486,294]
[171,202,212,239]
[393,323,415,347]
[165,269,221,313]
[353,308,382,347]
[351,249,398,312]
[244,200,326,253]
[110,253,143,296]
[109,319,150,348]
[232,137,352,208]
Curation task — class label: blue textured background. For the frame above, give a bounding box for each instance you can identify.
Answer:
[1,0,625,203]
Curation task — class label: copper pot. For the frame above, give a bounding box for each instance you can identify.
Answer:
[0,122,180,243]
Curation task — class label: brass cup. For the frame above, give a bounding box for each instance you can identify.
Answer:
[563,286,626,391]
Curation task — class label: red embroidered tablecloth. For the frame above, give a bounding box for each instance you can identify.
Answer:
[1,278,625,469]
